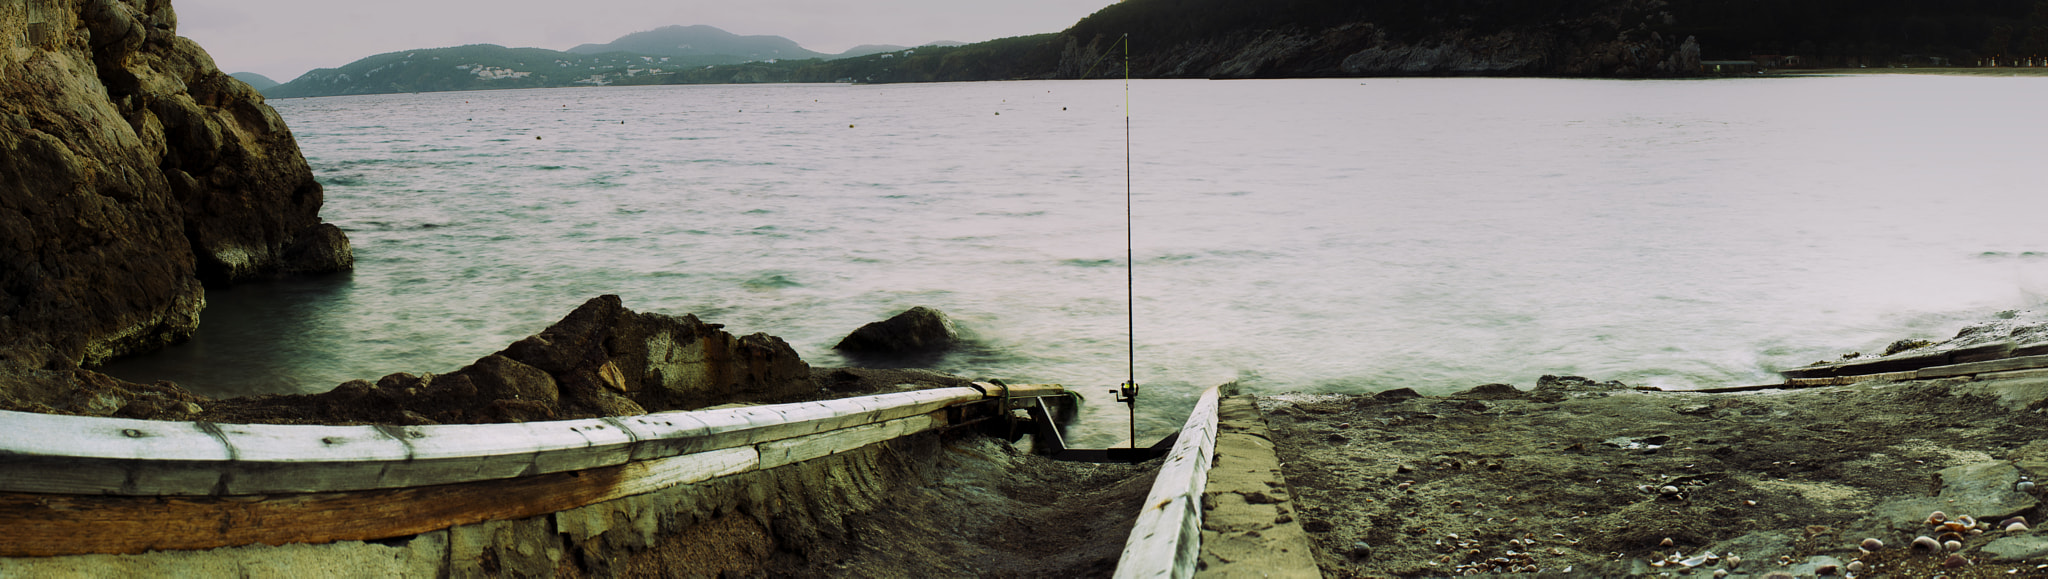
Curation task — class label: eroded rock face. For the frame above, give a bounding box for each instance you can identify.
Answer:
[0,0,350,404]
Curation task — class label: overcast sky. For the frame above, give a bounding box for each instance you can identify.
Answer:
[176,0,1112,82]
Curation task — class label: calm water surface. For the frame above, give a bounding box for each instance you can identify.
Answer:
[105,77,2048,445]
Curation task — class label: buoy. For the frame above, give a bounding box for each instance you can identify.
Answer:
[535,136,542,140]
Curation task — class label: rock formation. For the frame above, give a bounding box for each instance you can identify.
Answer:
[833,306,960,361]
[181,295,814,425]
[1,0,350,409]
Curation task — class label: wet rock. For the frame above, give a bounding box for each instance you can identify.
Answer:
[1,0,351,403]
[1787,555,1846,577]
[1451,383,1529,400]
[1372,388,1422,402]
[1886,339,1936,356]
[455,355,560,405]
[833,306,959,361]
[1875,462,2040,531]
[1531,375,1630,401]
[1982,535,2048,561]
[498,295,813,412]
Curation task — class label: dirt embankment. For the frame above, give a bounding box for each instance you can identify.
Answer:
[1262,374,2048,578]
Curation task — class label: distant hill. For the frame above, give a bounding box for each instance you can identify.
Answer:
[262,3,2048,98]
[835,44,911,58]
[780,0,2045,82]
[264,44,744,98]
[230,72,280,91]
[568,25,827,61]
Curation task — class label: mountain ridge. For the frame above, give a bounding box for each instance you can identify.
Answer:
[262,2,2048,97]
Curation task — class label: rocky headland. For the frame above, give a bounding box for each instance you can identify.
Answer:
[2,0,349,412]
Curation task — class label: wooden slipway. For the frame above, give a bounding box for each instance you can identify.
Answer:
[1114,385,1324,579]
[1775,339,2048,384]
[0,382,1069,557]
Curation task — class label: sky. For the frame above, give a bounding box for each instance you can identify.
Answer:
[176,0,1114,83]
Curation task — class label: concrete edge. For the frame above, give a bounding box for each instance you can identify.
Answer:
[1194,395,1323,578]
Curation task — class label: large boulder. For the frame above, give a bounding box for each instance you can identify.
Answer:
[500,295,815,412]
[833,307,959,361]
[166,295,815,425]
[1,0,351,409]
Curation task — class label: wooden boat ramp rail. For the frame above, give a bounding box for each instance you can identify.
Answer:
[0,382,1070,557]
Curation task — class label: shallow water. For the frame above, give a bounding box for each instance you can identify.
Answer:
[104,77,2048,445]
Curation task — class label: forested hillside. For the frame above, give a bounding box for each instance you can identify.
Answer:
[263,0,2048,97]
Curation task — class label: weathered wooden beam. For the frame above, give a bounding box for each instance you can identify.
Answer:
[757,411,942,469]
[0,446,759,557]
[1115,385,1224,579]
[0,383,1071,557]
[1785,370,1920,387]
[1915,354,2048,379]
[0,385,1056,497]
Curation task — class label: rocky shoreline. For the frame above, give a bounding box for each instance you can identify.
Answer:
[1260,336,2048,577]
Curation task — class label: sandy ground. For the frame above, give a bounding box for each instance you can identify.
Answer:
[1261,375,2048,578]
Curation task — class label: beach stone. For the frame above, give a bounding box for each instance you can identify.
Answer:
[1787,555,1845,577]
[1874,462,2039,531]
[833,306,959,359]
[1980,535,2048,561]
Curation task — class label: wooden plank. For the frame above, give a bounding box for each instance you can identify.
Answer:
[2012,341,2048,358]
[0,411,230,461]
[756,412,940,469]
[1916,354,2048,379]
[0,446,759,558]
[1115,385,1224,579]
[971,382,1070,403]
[1778,363,1842,379]
[1834,351,1951,376]
[0,385,1020,497]
[210,423,410,495]
[1785,370,1920,387]
[1951,341,2016,364]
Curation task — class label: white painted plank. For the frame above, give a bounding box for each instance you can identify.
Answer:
[756,413,939,469]
[0,384,1051,497]
[1115,385,1224,579]
[613,412,713,461]
[211,423,411,494]
[0,411,228,461]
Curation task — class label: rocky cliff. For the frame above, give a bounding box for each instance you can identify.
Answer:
[1055,0,1703,79]
[1,0,350,407]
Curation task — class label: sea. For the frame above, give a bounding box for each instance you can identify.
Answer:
[103,76,2048,445]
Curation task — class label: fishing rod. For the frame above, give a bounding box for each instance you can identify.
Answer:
[1077,34,1140,452]
[1105,35,1141,450]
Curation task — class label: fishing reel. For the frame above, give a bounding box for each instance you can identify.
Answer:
[1113,380,1138,406]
